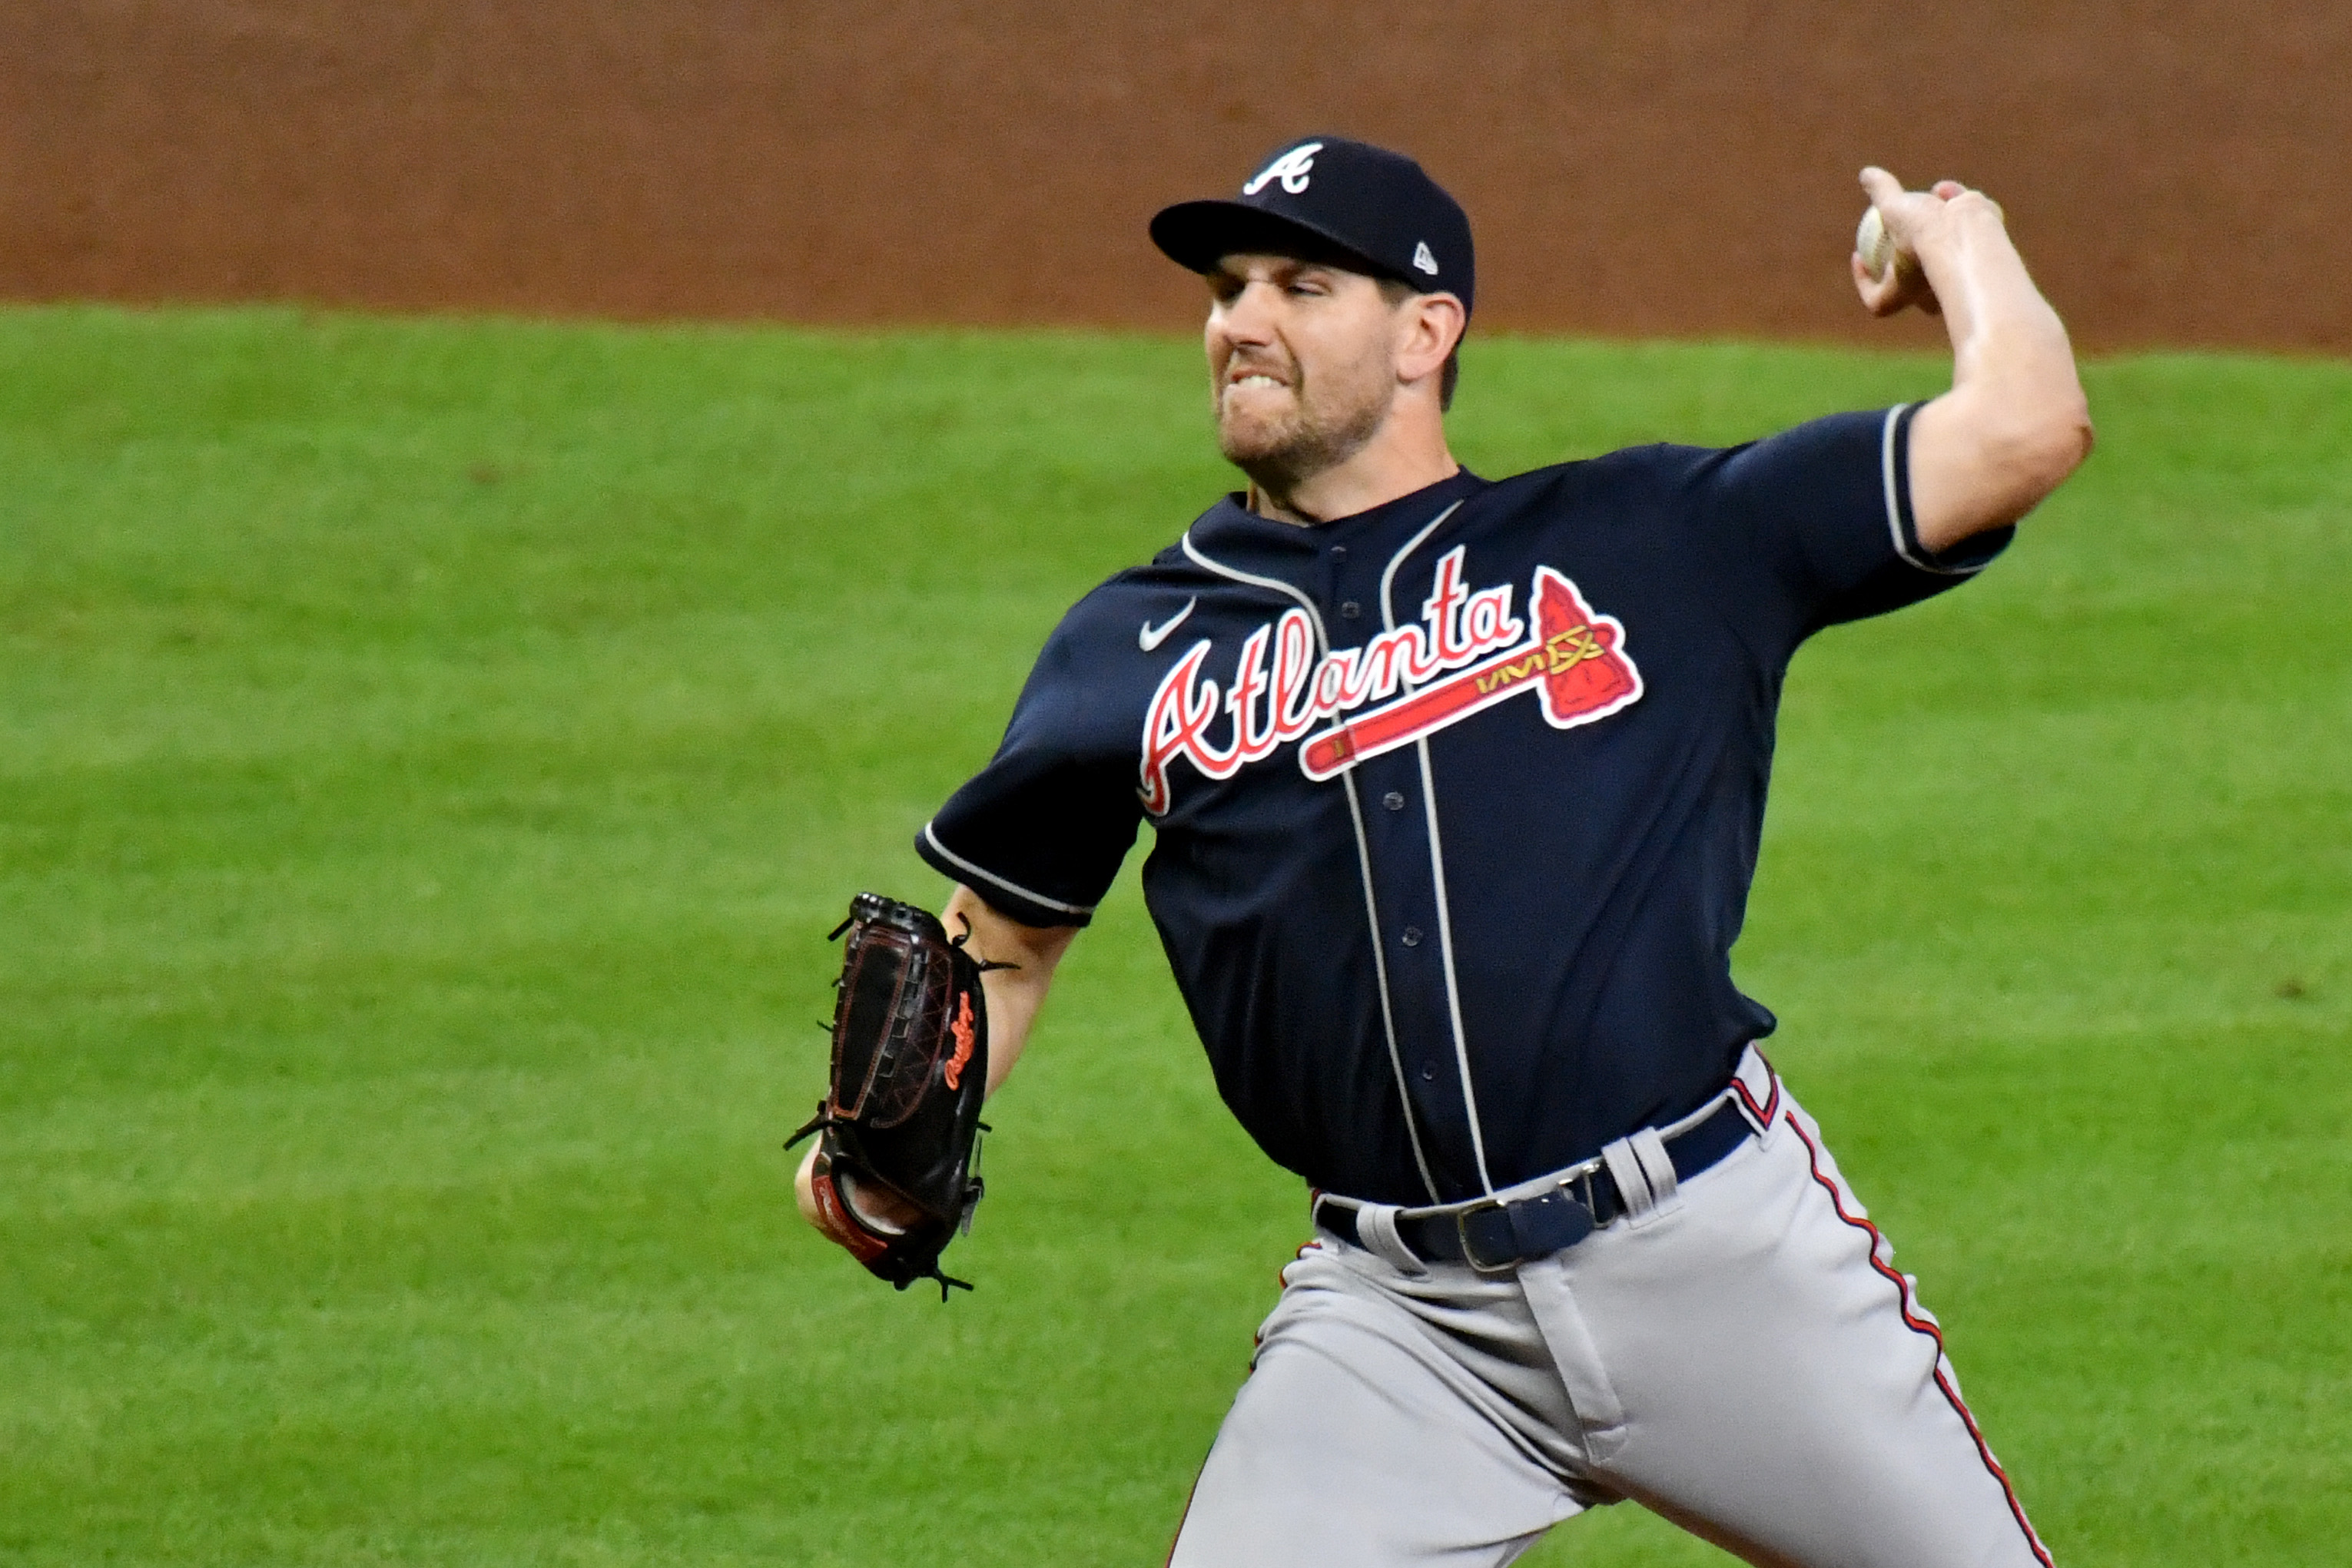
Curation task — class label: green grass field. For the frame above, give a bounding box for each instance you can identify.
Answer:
[2,306,2346,1566]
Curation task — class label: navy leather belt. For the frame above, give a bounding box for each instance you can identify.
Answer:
[1312,1096,1755,1272]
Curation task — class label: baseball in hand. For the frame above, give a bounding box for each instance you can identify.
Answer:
[1854,206,1916,285]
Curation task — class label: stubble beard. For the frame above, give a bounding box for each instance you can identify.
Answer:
[1214,363,1392,500]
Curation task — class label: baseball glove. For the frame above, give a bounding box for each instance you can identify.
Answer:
[788,893,1005,1299]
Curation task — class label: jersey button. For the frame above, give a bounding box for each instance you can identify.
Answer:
[1339,600,1362,619]
[1331,545,1348,561]
[1401,926,1422,947]
[1418,1062,1437,1082]
[1382,791,1405,811]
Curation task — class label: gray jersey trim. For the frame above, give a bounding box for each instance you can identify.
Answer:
[1375,500,1498,1196]
[920,822,1096,917]
[1179,528,1443,1202]
[1411,737,1494,1195]
[1376,501,1464,638]
[1881,402,1983,578]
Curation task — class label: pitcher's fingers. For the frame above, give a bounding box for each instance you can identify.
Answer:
[1859,166,1906,206]
[1852,257,1904,317]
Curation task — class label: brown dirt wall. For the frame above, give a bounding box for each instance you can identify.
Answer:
[2,2,2347,352]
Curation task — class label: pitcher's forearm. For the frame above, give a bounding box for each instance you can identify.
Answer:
[1918,200,2055,360]
[942,883,1078,1098]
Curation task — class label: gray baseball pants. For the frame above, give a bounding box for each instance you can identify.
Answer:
[1166,1050,2051,1568]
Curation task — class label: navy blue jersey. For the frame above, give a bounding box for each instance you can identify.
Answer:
[916,406,2007,1206]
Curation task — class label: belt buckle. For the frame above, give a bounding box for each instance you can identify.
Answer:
[1454,1199,1521,1275]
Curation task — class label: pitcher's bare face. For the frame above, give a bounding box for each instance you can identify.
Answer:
[1206,255,1404,495]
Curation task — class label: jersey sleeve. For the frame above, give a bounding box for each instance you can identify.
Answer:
[1684,403,2012,657]
[914,598,1144,929]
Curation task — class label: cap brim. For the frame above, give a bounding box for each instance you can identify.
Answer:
[1149,200,1400,281]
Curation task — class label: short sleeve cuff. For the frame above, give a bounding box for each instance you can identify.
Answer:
[914,821,1099,929]
[1884,403,2013,576]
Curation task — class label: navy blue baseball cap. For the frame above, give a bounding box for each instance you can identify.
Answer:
[1151,135,1475,316]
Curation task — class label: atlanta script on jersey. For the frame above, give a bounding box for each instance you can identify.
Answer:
[1140,548,1643,813]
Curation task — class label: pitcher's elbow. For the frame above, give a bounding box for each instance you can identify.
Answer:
[1998,389,2094,508]
[2055,392,2095,475]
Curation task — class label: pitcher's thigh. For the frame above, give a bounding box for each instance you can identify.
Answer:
[1168,1292,1580,1568]
[1580,1122,2049,1568]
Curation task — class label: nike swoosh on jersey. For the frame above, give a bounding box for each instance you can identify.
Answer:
[1139,598,1198,652]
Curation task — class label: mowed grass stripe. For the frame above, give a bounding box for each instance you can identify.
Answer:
[2,307,2345,1566]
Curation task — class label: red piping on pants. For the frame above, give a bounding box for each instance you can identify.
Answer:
[1729,1055,1782,1130]
[1783,1110,2055,1567]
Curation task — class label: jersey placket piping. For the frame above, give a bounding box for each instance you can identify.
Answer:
[1375,501,1498,1197]
[1178,529,1443,1204]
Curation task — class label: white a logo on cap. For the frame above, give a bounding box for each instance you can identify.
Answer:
[1412,241,1440,275]
[1243,142,1325,197]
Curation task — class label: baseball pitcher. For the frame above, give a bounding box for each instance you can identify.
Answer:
[797,136,2090,1566]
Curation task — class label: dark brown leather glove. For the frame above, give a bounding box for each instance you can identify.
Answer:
[788,893,1003,1299]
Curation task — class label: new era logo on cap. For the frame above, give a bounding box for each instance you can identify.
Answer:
[1149,134,1477,317]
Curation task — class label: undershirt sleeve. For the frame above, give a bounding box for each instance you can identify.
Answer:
[1684,404,2013,658]
[914,605,1143,929]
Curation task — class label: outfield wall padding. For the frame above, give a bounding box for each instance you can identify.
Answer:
[3,2,2345,351]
